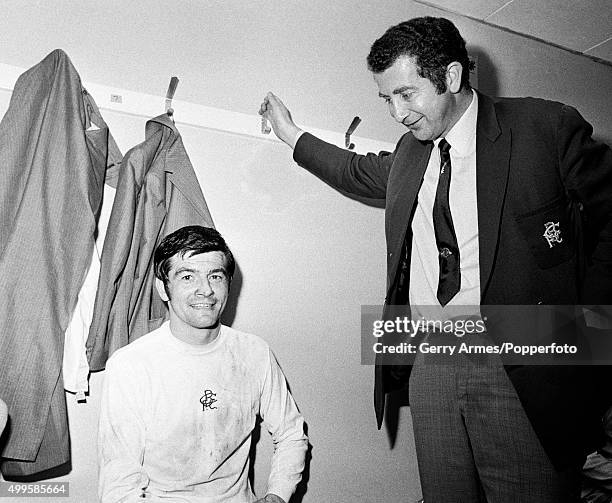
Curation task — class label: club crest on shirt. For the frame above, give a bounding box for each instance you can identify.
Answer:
[543,221,563,248]
[200,390,217,411]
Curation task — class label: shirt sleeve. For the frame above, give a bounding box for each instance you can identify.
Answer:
[97,355,150,503]
[259,348,308,502]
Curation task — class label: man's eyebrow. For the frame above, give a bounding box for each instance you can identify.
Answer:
[172,267,228,276]
[208,268,228,275]
[379,85,416,98]
[172,267,196,277]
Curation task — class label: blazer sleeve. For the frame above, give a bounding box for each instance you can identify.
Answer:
[292,132,397,200]
[557,105,612,303]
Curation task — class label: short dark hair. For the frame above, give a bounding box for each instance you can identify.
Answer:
[154,225,235,286]
[367,17,472,93]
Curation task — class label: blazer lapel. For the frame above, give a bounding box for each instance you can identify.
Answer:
[387,140,432,256]
[476,92,512,300]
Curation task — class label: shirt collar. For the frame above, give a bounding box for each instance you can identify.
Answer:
[435,89,478,157]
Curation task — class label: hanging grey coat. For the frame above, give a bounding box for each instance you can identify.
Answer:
[86,114,215,371]
[0,49,122,478]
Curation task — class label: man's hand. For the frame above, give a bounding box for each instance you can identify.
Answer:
[254,493,286,503]
[259,92,303,149]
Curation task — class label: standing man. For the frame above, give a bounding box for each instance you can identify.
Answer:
[260,16,612,502]
[98,226,307,503]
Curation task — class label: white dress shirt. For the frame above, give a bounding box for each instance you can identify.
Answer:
[409,91,480,317]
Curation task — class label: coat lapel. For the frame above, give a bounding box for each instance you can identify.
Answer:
[147,114,213,223]
[387,139,432,256]
[165,145,212,222]
[476,92,512,300]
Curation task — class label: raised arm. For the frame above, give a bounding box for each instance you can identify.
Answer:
[260,92,395,200]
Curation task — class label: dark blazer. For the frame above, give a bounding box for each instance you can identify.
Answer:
[86,114,215,371]
[0,50,122,478]
[293,91,612,469]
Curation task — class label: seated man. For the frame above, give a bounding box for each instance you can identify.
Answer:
[98,225,308,503]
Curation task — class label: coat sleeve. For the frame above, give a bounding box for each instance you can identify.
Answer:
[259,349,308,503]
[557,105,612,304]
[292,132,400,200]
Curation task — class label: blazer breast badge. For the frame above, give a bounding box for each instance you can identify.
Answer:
[543,221,563,248]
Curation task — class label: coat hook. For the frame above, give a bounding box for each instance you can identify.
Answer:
[165,76,180,117]
[345,116,361,150]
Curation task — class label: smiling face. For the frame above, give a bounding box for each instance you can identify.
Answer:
[155,250,230,345]
[373,55,466,142]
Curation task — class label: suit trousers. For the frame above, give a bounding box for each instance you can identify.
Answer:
[408,333,581,502]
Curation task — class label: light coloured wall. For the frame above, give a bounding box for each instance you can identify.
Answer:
[0,0,409,143]
[1,1,611,143]
[1,1,612,503]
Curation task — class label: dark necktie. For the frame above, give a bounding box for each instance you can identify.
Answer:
[433,139,461,306]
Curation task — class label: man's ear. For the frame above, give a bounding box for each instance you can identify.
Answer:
[155,277,169,302]
[446,61,463,94]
